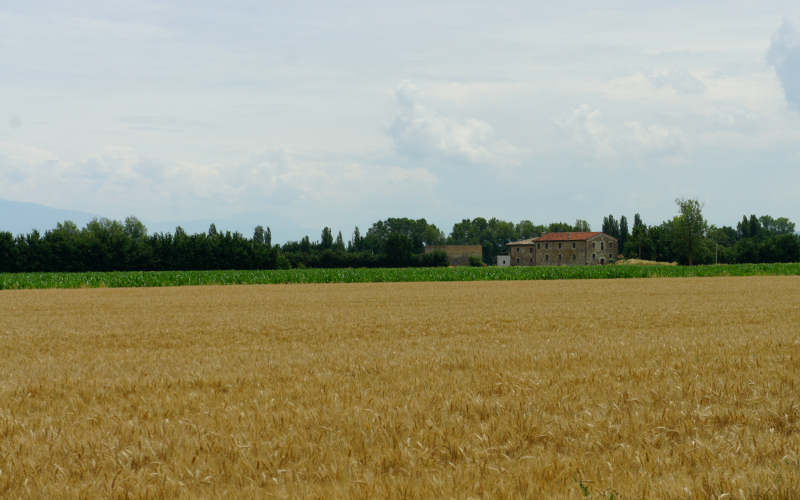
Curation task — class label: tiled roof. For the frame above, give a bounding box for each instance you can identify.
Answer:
[505,238,537,246]
[506,232,607,245]
[534,232,603,242]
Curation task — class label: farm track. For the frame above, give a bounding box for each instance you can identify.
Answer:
[1,277,799,498]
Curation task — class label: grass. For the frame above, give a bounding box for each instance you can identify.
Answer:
[1,277,798,497]
[1,262,799,289]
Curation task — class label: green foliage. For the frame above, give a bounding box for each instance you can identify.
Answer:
[1,207,797,274]
[3,263,800,290]
[468,256,483,267]
[364,218,445,255]
[673,198,708,265]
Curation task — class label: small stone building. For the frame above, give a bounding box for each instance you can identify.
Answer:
[424,245,483,266]
[506,232,618,266]
[496,255,510,267]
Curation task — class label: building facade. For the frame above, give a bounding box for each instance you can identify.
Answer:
[506,232,618,266]
[424,245,483,266]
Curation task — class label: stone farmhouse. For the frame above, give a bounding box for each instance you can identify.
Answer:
[506,232,618,266]
[424,245,483,266]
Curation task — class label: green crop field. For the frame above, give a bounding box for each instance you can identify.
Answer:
[1,263,799,289]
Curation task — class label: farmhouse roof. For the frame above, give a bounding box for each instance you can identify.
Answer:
[533,232,604,242]
[506,232,607,245]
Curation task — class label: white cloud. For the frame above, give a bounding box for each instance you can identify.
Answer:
[556,105,687,163]
[646,69,706,95]
[767,20,800,110]
[0,141,438,228]
[389,81,519,166]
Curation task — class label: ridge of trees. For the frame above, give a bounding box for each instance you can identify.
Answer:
[1,200,798,272]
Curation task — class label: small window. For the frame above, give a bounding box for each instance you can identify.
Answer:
[545,243,549,249]
[601,241,605,250]
[545,255,549,262]
[516,258,519,264]
[609,254,613,259]
[610,242,615,248]
[558,242,562,249]
[537,243,541,249]
[592,253,596,260]
[572,242,576,249]
[529,258,533,264]
[592,242,596,249]
[529,247,532,253]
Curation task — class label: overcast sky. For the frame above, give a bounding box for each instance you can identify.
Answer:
[2,1,800,241]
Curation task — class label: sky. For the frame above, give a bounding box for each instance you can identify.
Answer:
[2,1,800,241]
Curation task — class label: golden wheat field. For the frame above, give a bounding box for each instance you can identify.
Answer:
[1,277,799,499]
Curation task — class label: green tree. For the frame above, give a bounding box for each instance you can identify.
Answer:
[334,231,346,251]
[349,226,362,252]
[253,225,266,245]
[573,219,591,232]
[602,215,620,238]
[625,213,650,259]
[320,227,333,249]
[208,223,218,238]
[673,198,707,265]
[618,215,629,256]
[737,215,750,239]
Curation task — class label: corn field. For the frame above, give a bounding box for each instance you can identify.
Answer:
[1,262,799,289]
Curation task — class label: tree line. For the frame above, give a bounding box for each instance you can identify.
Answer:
[1,199,798,272]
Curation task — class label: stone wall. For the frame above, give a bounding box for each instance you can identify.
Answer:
[424,245,483,266]
[507,234,618,266]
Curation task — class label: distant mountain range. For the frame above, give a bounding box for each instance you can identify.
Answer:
[0,199,99,236]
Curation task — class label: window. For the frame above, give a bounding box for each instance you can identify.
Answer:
[592,253,596,260]
[545,255,549,262]
[537,243,541,249]
[529,247,533,253]
[610,242,615,248]
[545,243,549,249]
[558,242,562,249]
[592,242,596,249]
[601,241,605,250]
[572,242,576,249]
[529,258,533,264]
[609,254,613,259]
[516,258,519,264]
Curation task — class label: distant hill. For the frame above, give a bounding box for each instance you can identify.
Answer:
[0,199,99,236]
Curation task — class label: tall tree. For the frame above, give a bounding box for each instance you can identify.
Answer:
[626,213,649,258]
[738,215,750,239]
[618,215,629,256]
[573,219,591,232]
[350,226,362,252]
[265,227,272,247]
[334,231,345,251]
[253,225,265,245]
[602,215,620,238]
[749,214,761,239]
[320,227,333,249]
[673,198,707,265]
[208,223,218,237]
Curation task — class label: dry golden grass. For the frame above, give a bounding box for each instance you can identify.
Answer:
[1,277,799,499]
